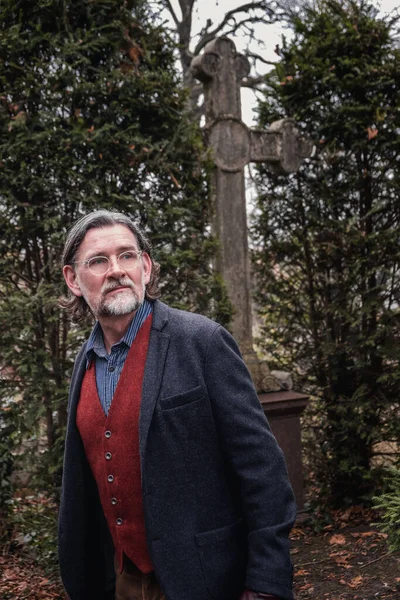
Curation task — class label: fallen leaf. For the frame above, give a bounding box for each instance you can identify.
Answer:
[329,551,353,568]
[329,534,347,545]
[295,569,310,576]
[299,583,314,591]
[339,507,353,522]
[348,575,363,589]
[291,527,306,538]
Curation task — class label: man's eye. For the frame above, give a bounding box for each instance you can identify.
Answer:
[90,257,108,266]
[120,252,135,261]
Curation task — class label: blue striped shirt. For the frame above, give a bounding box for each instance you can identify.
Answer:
[85,299,153,416]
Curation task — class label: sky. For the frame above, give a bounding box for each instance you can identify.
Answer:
[169,0,399,126]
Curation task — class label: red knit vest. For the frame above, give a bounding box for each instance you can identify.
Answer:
[76,315,153,574]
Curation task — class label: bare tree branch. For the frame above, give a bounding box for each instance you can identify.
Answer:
[242,75,267,90]
[194,1,278,54]
[243,52,277,67]
[195,17,274,56]
[157,0,297,118]
[164,0,180,27]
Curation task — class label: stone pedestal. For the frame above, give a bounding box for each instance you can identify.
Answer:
[259,391,309,518]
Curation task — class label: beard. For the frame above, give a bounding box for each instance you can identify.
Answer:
[84,275,145,318]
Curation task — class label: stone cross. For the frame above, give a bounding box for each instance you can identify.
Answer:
[191,37,311,390]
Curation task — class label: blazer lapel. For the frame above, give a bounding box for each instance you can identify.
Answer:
[139,301,170,477]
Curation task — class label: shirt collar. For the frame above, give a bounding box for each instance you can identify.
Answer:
[85,299,153,365]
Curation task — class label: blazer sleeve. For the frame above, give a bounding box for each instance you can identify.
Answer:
[203,325,296,600]
[66,342,87,412]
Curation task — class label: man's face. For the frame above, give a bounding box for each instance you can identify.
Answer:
[63,224,152,319]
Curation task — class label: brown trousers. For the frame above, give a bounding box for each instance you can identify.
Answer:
[115,555,165,600]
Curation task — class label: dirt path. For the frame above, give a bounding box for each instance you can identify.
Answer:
[1,508,399,599]
[291,511,400,599]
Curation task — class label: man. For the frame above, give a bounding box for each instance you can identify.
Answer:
[59,210,296,600]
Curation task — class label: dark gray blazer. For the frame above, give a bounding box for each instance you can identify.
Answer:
[58,300,296,600]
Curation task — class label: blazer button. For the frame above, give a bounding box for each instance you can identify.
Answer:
[105,430,112,438]
[116,518,123,526]
[107,474,114,483]
[105,452,112,460]
[111,497,118,505]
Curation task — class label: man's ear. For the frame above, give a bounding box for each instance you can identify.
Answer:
[141,252,152,286]
[63,265,83,297]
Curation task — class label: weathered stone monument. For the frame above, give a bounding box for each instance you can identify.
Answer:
[191,37,310,515]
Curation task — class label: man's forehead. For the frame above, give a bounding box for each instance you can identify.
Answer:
[79,225,138,255]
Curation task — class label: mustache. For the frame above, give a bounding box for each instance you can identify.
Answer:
[101,277,136,294]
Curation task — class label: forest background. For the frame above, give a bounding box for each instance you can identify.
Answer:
[0,0,399,595]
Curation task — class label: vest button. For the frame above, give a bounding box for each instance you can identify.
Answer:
[116,518,123,526]
[107,474,114,483]
[111,497,118,505]
[105,430,112,438]
[108,366,116,372]
[105,452,112,460]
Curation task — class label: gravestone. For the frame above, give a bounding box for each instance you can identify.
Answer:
[191,37,311,375]
[191,37,311,515]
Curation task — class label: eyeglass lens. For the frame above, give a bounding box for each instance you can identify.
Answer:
[88,252,141,274]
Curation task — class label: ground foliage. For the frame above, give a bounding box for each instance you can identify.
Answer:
[372,466,400,552]
[0,499,398,599]
[291,505,400,599]
[0,0,231,527]
[253,0,400,504]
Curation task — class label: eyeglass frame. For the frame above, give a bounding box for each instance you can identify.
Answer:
[72,250,144,275]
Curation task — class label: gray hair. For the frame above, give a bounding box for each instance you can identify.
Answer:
[60,210,161,322]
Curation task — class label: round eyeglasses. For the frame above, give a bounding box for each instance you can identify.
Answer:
[74,250,143,275]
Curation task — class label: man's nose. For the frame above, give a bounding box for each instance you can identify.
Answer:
[107,256,126,277]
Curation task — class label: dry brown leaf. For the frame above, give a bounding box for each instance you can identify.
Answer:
[329,534,347,545]
[347,575,363,589]
[128,45,142,64]
[299,583,314,591]
[351,530,388,539]
[329,552,352,568]
[291,527,306,538]
[295,569,310,576]
[339,507,353,521]
[367,127,378,140]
